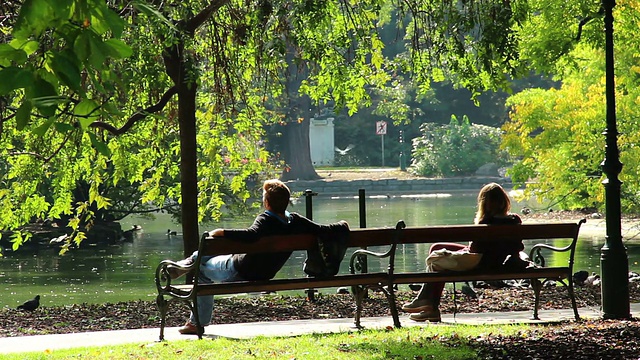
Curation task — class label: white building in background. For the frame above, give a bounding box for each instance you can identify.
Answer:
[309,116,335,166]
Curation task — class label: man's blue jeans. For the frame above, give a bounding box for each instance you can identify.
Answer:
[187,252,244,326]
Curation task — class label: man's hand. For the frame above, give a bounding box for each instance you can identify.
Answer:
[208,229,224,237]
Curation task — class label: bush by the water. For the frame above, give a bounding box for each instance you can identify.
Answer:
[410,115,509,177]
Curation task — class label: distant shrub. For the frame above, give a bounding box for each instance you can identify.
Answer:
[410,115,508,177]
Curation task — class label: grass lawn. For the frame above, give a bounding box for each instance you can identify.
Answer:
[3,324,528,359]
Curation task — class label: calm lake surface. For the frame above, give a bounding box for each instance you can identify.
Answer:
[1,190,638,308]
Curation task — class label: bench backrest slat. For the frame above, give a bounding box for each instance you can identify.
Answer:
[399,222,583,244]
[198,220,585,257]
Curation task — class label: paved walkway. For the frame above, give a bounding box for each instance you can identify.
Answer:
[2,304,632,355]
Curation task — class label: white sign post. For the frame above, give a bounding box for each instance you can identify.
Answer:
[376,121,387,166]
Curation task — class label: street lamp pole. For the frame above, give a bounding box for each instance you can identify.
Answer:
[600,0,630,319]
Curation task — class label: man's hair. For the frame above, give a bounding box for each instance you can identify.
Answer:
[263,179,290,213]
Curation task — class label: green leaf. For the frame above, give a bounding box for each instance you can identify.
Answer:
[27,78,59,117]
[12,0,55,39]
[54,122,75,133]
[132,1,177,31]
[0,67,33,95]
[10,39,39,56]
[50,51,82,92]
[74,31,92,63]
[0,44,28,64]
[88,132,111,157]
[31,96,67,112]
[74,99,99,129]
[91,4,126,37]
[32,118,54,136]
[104,39,133,59]
[16,101,33,130]
[88,34,108,70]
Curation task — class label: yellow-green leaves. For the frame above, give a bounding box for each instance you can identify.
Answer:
[74,99,100,129]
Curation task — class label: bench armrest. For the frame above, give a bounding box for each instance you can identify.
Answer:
[349,220,406,274]
[154,259,197,292]
[528,242,575,268]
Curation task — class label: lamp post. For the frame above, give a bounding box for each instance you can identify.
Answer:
[599,0,630,319]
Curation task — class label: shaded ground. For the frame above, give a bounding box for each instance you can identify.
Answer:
[2,283,640,358]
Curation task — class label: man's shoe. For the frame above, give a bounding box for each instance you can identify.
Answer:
[167,257,194,280]
[178,322,204,335]
[401,298,433,313]
[409,308,442,322]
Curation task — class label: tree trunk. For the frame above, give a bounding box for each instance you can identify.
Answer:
[280,52,320,182]
[164,42,200,257]
[178,85,200,257]
[280,93,320,181]
[280,118,320,181]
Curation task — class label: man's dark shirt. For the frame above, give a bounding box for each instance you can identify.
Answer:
[224,212,347,280]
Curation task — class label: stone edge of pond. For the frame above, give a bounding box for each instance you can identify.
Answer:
[285,176,512,196]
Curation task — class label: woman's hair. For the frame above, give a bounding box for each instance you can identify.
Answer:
[474,182,511,224]
[262,179,291,214]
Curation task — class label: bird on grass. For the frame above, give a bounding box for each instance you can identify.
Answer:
[461,282,478,299]
[17,295,40,311]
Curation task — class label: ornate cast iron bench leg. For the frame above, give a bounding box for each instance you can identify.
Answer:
[157,294,168,341]
[383,282,402,328]
[531,278,542,320]
[352,285,367,329]
[567,277,580,321]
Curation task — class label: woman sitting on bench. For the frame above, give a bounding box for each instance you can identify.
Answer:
[401,182,523,322]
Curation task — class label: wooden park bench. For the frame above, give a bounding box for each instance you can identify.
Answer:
[155,219,586,340]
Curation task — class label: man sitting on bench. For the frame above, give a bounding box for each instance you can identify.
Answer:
[168,179,349,335]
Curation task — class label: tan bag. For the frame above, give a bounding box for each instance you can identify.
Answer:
[426,249,483,272]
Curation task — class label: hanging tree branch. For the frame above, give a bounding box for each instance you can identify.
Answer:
[89,85,178,135]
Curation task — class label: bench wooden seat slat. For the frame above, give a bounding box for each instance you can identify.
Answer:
[171,273,389,296]
[155,219,586,340]
[390,268,569,284]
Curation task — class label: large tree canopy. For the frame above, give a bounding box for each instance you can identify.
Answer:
[0,0,390,253]
[1,0,568,253]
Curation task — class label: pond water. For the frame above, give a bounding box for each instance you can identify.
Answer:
[1,190,638,308]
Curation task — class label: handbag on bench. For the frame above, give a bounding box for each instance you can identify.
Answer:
[425,249,483,272]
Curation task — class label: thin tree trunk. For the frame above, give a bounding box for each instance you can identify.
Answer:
[164,41,200,257]
[178,85,200,257]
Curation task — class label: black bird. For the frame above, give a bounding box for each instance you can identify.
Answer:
[336,287,350,294]
[573,270,589,286]
[167,229,179,236]
[121,225,143,242]
[17,295,40,311]
[461,281,478,299]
